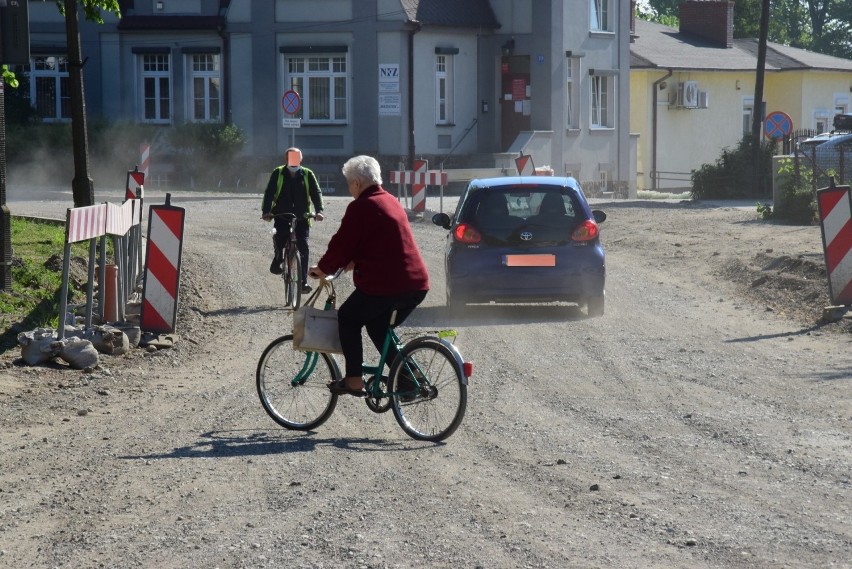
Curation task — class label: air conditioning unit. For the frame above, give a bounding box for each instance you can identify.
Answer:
[677,80,699,108]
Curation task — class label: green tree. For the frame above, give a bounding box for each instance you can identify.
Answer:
[640,0,852,58]
[53,0,121,23]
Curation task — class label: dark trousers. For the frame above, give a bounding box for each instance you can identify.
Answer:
[273,217,310,283]
[337,288,428,377]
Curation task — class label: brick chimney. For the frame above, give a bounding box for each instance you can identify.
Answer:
[679,1,734,47]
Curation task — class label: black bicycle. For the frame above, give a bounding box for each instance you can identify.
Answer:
[271,212,313,310]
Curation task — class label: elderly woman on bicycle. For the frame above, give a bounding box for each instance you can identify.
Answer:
[308,155,429,396]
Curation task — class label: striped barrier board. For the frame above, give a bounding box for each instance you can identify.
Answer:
[126,169,144,201]
[515,154,535,176]
[388,171,449,186]
[105,199,138,237]
[817,184,852,305]
[140,196,185,333]
[66,204,107,243]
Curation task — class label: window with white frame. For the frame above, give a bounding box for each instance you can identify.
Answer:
[835,95,850,117]
[139,53,171,123]
[188,53,221,122]
[566,58,579,129]
[742,97,754,136]
[31,56,71,121]
[285,53,348,123]
[435,54,454,124]
[813,109,829,133]
[590,74,613,128]
[591,0,610,32]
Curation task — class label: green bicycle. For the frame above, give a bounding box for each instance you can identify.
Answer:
[256,279,471,442]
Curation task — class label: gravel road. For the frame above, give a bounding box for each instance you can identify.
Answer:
[1,187,850,568]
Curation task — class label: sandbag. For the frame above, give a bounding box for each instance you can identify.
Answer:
[68,325,131,355]
[17,328,62,366]
[59,336,99,370]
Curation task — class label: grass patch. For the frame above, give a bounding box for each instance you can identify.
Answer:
[0,218,88,353]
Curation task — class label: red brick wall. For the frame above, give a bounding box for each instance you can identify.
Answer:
[679,1,734,47]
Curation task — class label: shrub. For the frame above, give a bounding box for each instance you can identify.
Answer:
[772,156,817,225]
[691,137,776,200]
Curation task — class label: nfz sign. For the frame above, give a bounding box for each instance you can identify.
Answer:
[379,64,400,92]
[379,64,399,79]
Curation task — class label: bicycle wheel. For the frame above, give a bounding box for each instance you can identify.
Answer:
[283,246,302,310]
[256,335,339,430]
[389,337,467,442]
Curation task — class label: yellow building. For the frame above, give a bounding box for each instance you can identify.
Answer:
[630,1,852,191]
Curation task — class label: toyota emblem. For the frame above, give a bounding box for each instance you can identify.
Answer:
[520,231,533,241]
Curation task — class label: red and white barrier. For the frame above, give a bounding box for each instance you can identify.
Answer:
[817,184,852,305]
[515,154,535,176]
[126,169,145,201]
[139,144,150,182]
[140,196,185,333]
[410,159,428,212]
[389,165,449,214]
[66,204,107,243]
[389,171,448,186]
[105,200,136,237]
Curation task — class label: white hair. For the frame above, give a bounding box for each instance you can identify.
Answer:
[341,155,383,186]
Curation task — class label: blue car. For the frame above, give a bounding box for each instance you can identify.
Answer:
[432,176,607,316]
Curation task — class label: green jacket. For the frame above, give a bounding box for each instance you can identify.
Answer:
[262,166,323,222]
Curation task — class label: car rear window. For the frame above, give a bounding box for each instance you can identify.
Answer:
[461,187,582,245]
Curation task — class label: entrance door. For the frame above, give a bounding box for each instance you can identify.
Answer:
[500,55,531,150]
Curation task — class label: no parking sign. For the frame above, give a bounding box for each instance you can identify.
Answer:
[282,90,301,115]
[764,111,792,140]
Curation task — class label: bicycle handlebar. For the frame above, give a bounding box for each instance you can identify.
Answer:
[268,212,316,220]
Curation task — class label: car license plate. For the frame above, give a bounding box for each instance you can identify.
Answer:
[503,254,556,267]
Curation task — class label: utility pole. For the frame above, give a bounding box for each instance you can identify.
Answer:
[751,0,771,196]
[64,0,95,207]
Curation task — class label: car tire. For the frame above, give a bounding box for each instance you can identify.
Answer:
[586,293,605,317]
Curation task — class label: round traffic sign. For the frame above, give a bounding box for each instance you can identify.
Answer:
[281,90,301,115]
[764,111,793,140]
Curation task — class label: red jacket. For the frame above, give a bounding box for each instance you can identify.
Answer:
[317,185,430,296]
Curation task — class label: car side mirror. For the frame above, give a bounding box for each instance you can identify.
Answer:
[592,210,607,224]
[432,212,452,230]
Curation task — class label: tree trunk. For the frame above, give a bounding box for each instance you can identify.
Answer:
[64,0,94,207]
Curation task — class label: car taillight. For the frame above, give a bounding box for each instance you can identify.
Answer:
[571,220,599,242]
[463,362,473,377]
[453,223,481,244]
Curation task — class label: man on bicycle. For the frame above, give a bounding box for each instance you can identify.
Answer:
[261,147,324,293]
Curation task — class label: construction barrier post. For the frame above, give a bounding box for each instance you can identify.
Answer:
[412,159,427,212]
[817,180,852,306]
[140,194,186,334]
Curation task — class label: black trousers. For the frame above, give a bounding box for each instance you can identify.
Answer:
[273,217,310,283]
[337,288,428,377]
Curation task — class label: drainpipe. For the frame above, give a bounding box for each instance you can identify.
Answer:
[652,69,673,191]
[407,20,421,168]
[218,2,231,124]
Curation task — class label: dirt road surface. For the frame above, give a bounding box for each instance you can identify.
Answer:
[1,188,850,568]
